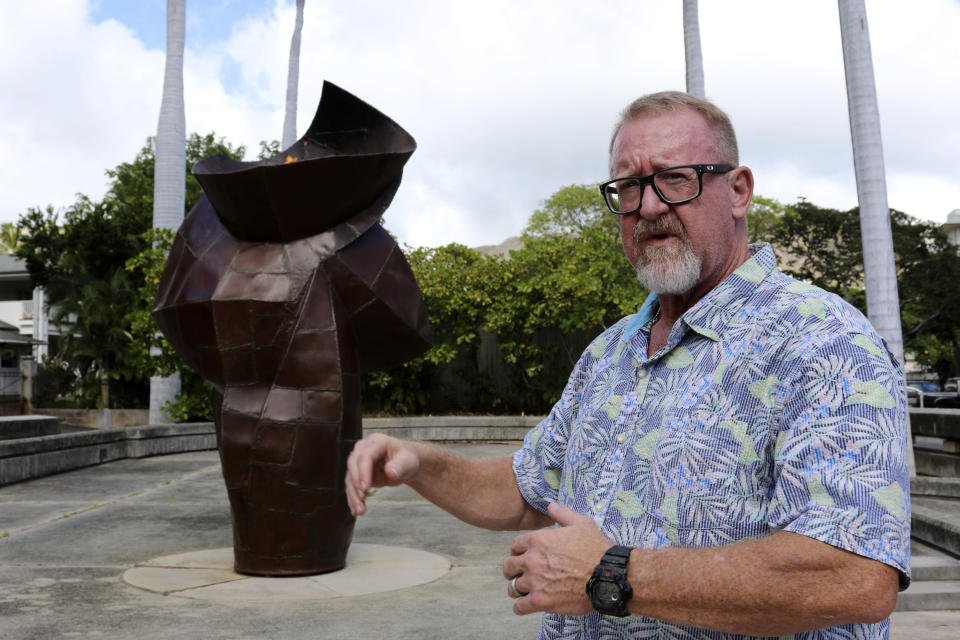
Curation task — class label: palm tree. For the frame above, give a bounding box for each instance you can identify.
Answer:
[837,0,913,474]
[281,0,305,149]
[149,0,186,423]
[683,0,705,97]
[0,223,22,254]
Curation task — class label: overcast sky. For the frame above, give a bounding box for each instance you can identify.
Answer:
[1,0,958,249]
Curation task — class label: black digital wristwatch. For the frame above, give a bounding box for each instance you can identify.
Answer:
[586,544,633,617]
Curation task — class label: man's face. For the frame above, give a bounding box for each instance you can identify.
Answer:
[609,109,740,297]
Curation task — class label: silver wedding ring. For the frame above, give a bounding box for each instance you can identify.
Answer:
[509,575,526,598]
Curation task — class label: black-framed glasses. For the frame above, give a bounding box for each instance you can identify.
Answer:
[599,164,733,214]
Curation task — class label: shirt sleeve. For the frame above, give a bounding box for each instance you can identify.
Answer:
[512,345,596,515]
[767,330,912,589]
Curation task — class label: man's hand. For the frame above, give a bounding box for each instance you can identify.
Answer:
[345,434,421,516]
[502,503,611,616]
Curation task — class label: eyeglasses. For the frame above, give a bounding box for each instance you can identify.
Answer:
[598,164,733,214]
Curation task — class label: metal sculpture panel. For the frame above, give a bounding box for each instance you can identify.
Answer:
[153,82,432,575]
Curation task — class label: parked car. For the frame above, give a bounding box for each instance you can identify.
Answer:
[945,377,960,392]
[906,381,960,408]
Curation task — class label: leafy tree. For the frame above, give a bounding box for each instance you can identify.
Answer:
[890,210,960,381]
[258,140,281,160]
[364,243,497,413]
[17,194,149,408]
[124,227,214,421]
[488,226,645,408]
[365,184,647,414]
[769,199,866,305]
[746,196,792,245]
[756,196,960,383]
[0,223,24,254]
[523,183,617,238]
[17,133,245,409]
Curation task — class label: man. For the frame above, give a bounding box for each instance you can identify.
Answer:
[345,91,910,639]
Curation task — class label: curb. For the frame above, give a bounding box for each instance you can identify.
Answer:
[362,416,543,442]
[0,421,216,486]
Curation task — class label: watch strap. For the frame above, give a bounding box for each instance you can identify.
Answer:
[600,545,631,566]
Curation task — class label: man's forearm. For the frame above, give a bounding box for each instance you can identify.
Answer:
[404,443,551,531]
[628,531,899,634]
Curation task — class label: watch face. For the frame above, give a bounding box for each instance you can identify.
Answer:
[594,580,621,604]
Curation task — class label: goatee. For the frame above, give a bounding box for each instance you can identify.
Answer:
[632,216,702,295]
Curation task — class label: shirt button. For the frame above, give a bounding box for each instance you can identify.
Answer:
[637,367,648,379]
[616,433,626,444]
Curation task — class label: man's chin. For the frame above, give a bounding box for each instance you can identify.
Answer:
[634,255,702,295]
[637,247,681,268]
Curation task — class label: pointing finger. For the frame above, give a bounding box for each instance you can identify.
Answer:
[547,502,584,527]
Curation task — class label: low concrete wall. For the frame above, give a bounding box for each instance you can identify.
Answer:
[912,508,960,559]
[0,429,130,486]
[2,410,956,487]
[0,416,544,487]
[0,422,216,487]
[911,409,960,477]
[35,408,150,428]
[912,409,960,438]
[0,415,62,440]
[124,423,217,458]
[362,415,543,442]
[912,477,960,499]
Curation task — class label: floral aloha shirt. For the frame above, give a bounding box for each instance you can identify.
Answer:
[513,243,911,640]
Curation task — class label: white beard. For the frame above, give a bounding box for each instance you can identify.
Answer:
[633,236,702,295]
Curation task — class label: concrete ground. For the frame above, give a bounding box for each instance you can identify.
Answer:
[0,445,958,640]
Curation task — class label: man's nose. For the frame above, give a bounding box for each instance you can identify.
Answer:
[638,184,670,219]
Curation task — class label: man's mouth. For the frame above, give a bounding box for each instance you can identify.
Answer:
[633,215,686,246]
[637,230,680,245]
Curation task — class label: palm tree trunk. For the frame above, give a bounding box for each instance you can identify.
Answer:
[149,0,186,424]
[281,0,305,149]
[838,0,914,475]
[683,0,705,98]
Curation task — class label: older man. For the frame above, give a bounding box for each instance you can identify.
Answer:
[345,91,910,639]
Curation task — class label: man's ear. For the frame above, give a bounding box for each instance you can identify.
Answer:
[729,166,754,220]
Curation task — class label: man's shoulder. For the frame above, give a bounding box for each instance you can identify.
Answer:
[761,270,874,331]
[752,270,893,362]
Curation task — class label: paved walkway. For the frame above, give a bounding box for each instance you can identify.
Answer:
[0,446,958,639]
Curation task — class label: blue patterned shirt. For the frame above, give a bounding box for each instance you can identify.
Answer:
[513,244,911,640]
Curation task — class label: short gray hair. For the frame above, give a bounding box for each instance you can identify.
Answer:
[609,91,739,166]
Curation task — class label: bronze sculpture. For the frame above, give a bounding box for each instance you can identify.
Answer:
[153,82,432,575]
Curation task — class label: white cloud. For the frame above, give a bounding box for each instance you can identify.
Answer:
[1,0,957,249]
[888,174,960,223]
[0,1,164,219]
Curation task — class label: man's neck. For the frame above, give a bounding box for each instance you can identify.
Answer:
[646,242,752,356]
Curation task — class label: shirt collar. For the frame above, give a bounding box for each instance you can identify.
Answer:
[622,291,660,341]
[622,243,779,343]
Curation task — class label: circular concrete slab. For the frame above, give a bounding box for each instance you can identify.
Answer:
[123,543,451,602]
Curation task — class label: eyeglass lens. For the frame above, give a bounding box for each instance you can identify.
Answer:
[606,167,700,213]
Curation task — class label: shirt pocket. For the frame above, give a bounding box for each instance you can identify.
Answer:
[639,416,768,541]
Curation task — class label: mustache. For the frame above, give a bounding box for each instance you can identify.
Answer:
[632,215,687,245]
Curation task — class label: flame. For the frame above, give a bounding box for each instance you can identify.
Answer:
[284,155,298,164]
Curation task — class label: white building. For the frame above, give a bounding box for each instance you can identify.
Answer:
[944,209,960,247]
[0,256,58,363]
